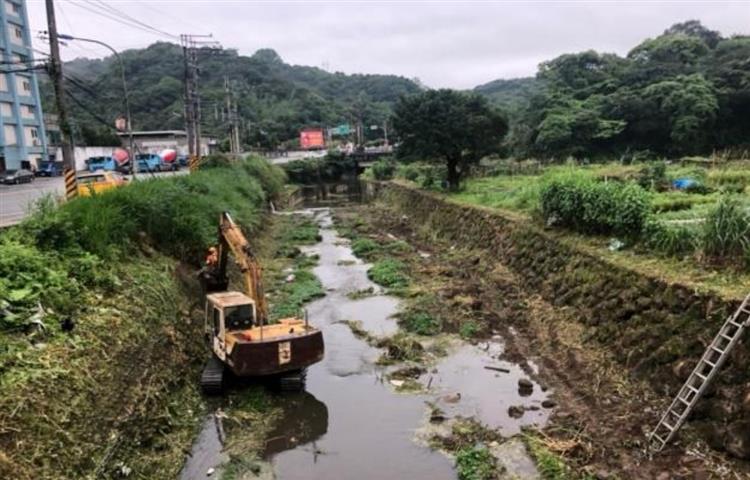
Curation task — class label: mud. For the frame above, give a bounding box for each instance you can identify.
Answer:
[180,207,548,479]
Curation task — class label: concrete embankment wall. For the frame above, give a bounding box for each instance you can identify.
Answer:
[374,182,750,458]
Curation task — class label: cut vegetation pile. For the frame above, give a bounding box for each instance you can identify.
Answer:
[0,157,286,480]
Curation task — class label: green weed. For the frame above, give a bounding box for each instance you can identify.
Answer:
[455,445,497,480]
[368,259,409,289]
[352,238,380,258]
[459,320,481,339]
[401,310,441,335]
[525,436,575,479]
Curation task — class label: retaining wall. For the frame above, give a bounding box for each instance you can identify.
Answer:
[375,182,750,458]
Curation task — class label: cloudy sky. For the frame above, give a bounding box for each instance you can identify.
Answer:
[25,1,750,89]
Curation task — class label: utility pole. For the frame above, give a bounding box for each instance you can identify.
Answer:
[181,34,221,167]
[224,75,241,156]
[44,0,74,175]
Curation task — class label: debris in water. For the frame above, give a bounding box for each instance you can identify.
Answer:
[442,392,462,404]
[390,379,405,387]
[508,405,525,419]
[484,365,510,373]
[206,467,215,476]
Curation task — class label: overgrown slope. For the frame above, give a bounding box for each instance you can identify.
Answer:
[0,157,286,479]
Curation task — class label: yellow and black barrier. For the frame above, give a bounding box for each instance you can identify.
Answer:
[189,155,200,173]
[64,168,78,200]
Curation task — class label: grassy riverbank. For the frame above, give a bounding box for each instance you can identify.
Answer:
[0,157,285,479]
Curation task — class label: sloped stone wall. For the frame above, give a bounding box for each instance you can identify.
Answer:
[376,182,750,458]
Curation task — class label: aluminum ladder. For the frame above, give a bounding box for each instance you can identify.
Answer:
[649,293,750,452]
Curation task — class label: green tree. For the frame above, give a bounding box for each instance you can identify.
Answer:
[392,90,507,190]
[643,74,719,152]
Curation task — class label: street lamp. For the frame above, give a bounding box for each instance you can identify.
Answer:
[57,34,136,175]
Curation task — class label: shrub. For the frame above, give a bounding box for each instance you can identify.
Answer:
[702,195,750,262]
[637,161,668,191]
[540,174,651,237]
[241,155,287,199]
[351,238,379,258]
[397,164,420,182]
[370,158,396,180]
[643,219,701,256]
[401,311,441,335]
[201,153,233,169]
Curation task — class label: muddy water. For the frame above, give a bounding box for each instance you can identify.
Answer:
[180,208,549,479]
[269,209,455,479]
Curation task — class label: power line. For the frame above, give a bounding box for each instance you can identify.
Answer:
[89,0,179,40]
[65,89,120,134]
[64,0,178,41]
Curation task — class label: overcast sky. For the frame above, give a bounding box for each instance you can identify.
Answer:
[25,1,750,89]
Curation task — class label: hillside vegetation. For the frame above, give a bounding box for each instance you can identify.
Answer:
[492,21,750,159]
[40,44,421,148]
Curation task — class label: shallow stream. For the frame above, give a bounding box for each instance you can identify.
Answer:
[180,208,549,479]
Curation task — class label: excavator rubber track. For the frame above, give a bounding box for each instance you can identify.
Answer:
[201,355,225,395]
[278,369,307,392]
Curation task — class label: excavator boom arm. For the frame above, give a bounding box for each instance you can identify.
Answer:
[216,212,269,323]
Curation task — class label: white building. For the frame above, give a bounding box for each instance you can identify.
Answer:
[118,130,217,156]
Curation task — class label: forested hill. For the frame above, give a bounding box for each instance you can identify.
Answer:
[40,43,422,147]
[473,77,540,116]
[475,21,750,158]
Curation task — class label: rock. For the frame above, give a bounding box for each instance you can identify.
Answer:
[442,392,461,404]
[594,469,612,480]
[655,472,670,480]
[508,405,525,419]
[207,467,215,476]
[541,399,558,409]
[726,420,750,459]
[518,378,533,389]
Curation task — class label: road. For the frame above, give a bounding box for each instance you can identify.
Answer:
[0,170,186,227]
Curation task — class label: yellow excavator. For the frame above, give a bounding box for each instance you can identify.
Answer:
[198,212,324,394]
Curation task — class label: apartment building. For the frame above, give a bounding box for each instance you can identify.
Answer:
[0,0,47,171]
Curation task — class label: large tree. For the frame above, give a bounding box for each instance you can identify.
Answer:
[392,89,507,190]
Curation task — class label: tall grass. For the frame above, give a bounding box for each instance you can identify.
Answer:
[1,157,285,326]
[702,195,750,263]
[21,156,281,261]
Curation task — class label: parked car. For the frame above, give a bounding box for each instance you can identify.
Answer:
[86,156,117,172]
[76,171,127,196]
[1,169,35,184]
[35,161,63,177]
[177,155,189,167]
[158,159,180,172]
[135,153,161,173]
